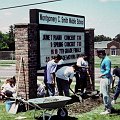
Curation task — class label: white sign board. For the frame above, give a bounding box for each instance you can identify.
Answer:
[40,30,85,67]
[39,12,85,28]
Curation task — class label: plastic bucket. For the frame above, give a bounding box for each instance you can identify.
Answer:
[5,100,15,112]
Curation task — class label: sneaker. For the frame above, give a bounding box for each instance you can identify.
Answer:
[111,100,116,104]
[100,109,111,115]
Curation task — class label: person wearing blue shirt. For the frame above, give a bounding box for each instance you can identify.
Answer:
[97,49,113,115]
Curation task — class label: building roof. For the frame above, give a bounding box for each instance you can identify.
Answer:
[94,41,112,49]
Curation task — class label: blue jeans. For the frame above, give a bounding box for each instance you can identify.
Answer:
[113,78,120,100]
[100,77,112,110]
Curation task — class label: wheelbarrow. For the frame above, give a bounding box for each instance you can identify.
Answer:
[27,96,71,120]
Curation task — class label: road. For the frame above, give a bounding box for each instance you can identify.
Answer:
[0,65,100,80]
[0,65,16,81]
[0,65,118,85]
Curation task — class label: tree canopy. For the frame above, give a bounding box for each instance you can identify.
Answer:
[113,33,120,43]
[0,25,120,51]
[94,35,112,42]
[0,31,9,50]
[0,25,15,51]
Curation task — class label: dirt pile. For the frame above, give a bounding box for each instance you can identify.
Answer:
[67,97,102,115]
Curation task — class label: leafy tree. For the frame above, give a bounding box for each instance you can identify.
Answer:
[0,25,15,51]
[8,25,15,50]
[113,33,120,43]
[0,31,9,50]
[94,35,112,42]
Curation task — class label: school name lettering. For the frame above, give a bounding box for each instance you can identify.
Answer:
[39,13,84,26]
[40,14,57,23]
[58,16,84,25]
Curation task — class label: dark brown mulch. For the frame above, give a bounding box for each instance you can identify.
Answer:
[67,97,102,115]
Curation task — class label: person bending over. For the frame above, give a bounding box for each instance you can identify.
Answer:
[55,64,78,96]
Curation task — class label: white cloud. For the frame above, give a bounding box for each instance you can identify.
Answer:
[0,26,9,33]
[4,11,13,16]
[99,0,109,2]
[22,17,29,23]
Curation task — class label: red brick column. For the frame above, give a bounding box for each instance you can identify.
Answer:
[15,23,38,99]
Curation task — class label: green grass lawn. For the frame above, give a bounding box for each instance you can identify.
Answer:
[0,60,16,67]
[95,56,120,68]
[77,98,120,120]
[0,98,120,120]
[1,56,120,67]
[0,102,35,120]
[0,57,120,119]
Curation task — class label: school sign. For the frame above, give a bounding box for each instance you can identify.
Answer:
[15,9,94,99]
[30,9,85,68]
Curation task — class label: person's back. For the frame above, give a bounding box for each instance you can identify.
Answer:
[56,66,75,80]
[55,65,77,96]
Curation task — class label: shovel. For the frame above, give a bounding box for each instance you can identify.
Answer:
[8,57,23,114]
[69,87,83,103]
[86,69,94,91]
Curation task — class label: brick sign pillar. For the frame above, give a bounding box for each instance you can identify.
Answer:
[15,23,38,100]
[85,28,95,90]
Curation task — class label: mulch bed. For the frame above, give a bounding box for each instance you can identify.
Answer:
[67,96,102,115]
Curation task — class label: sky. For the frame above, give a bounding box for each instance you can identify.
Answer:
[0,0,120,38]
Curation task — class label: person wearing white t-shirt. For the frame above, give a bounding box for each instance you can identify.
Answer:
[55,64,78,96]
[75,54,88,94]
[44,55,61,96]
[1,77,16,97]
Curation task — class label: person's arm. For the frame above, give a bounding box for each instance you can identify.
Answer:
[112,75,115,89]
[69,79,72,85]
[68,72,75,85]
[50,73,55,85]
[50,63,57,85]
[112,69,116,88]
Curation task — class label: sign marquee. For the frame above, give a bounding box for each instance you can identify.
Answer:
[40,30,84,67]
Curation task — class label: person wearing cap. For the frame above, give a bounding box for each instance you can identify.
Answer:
[97,49,113,115]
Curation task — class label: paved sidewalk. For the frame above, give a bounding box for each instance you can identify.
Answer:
[0,65,16,81]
